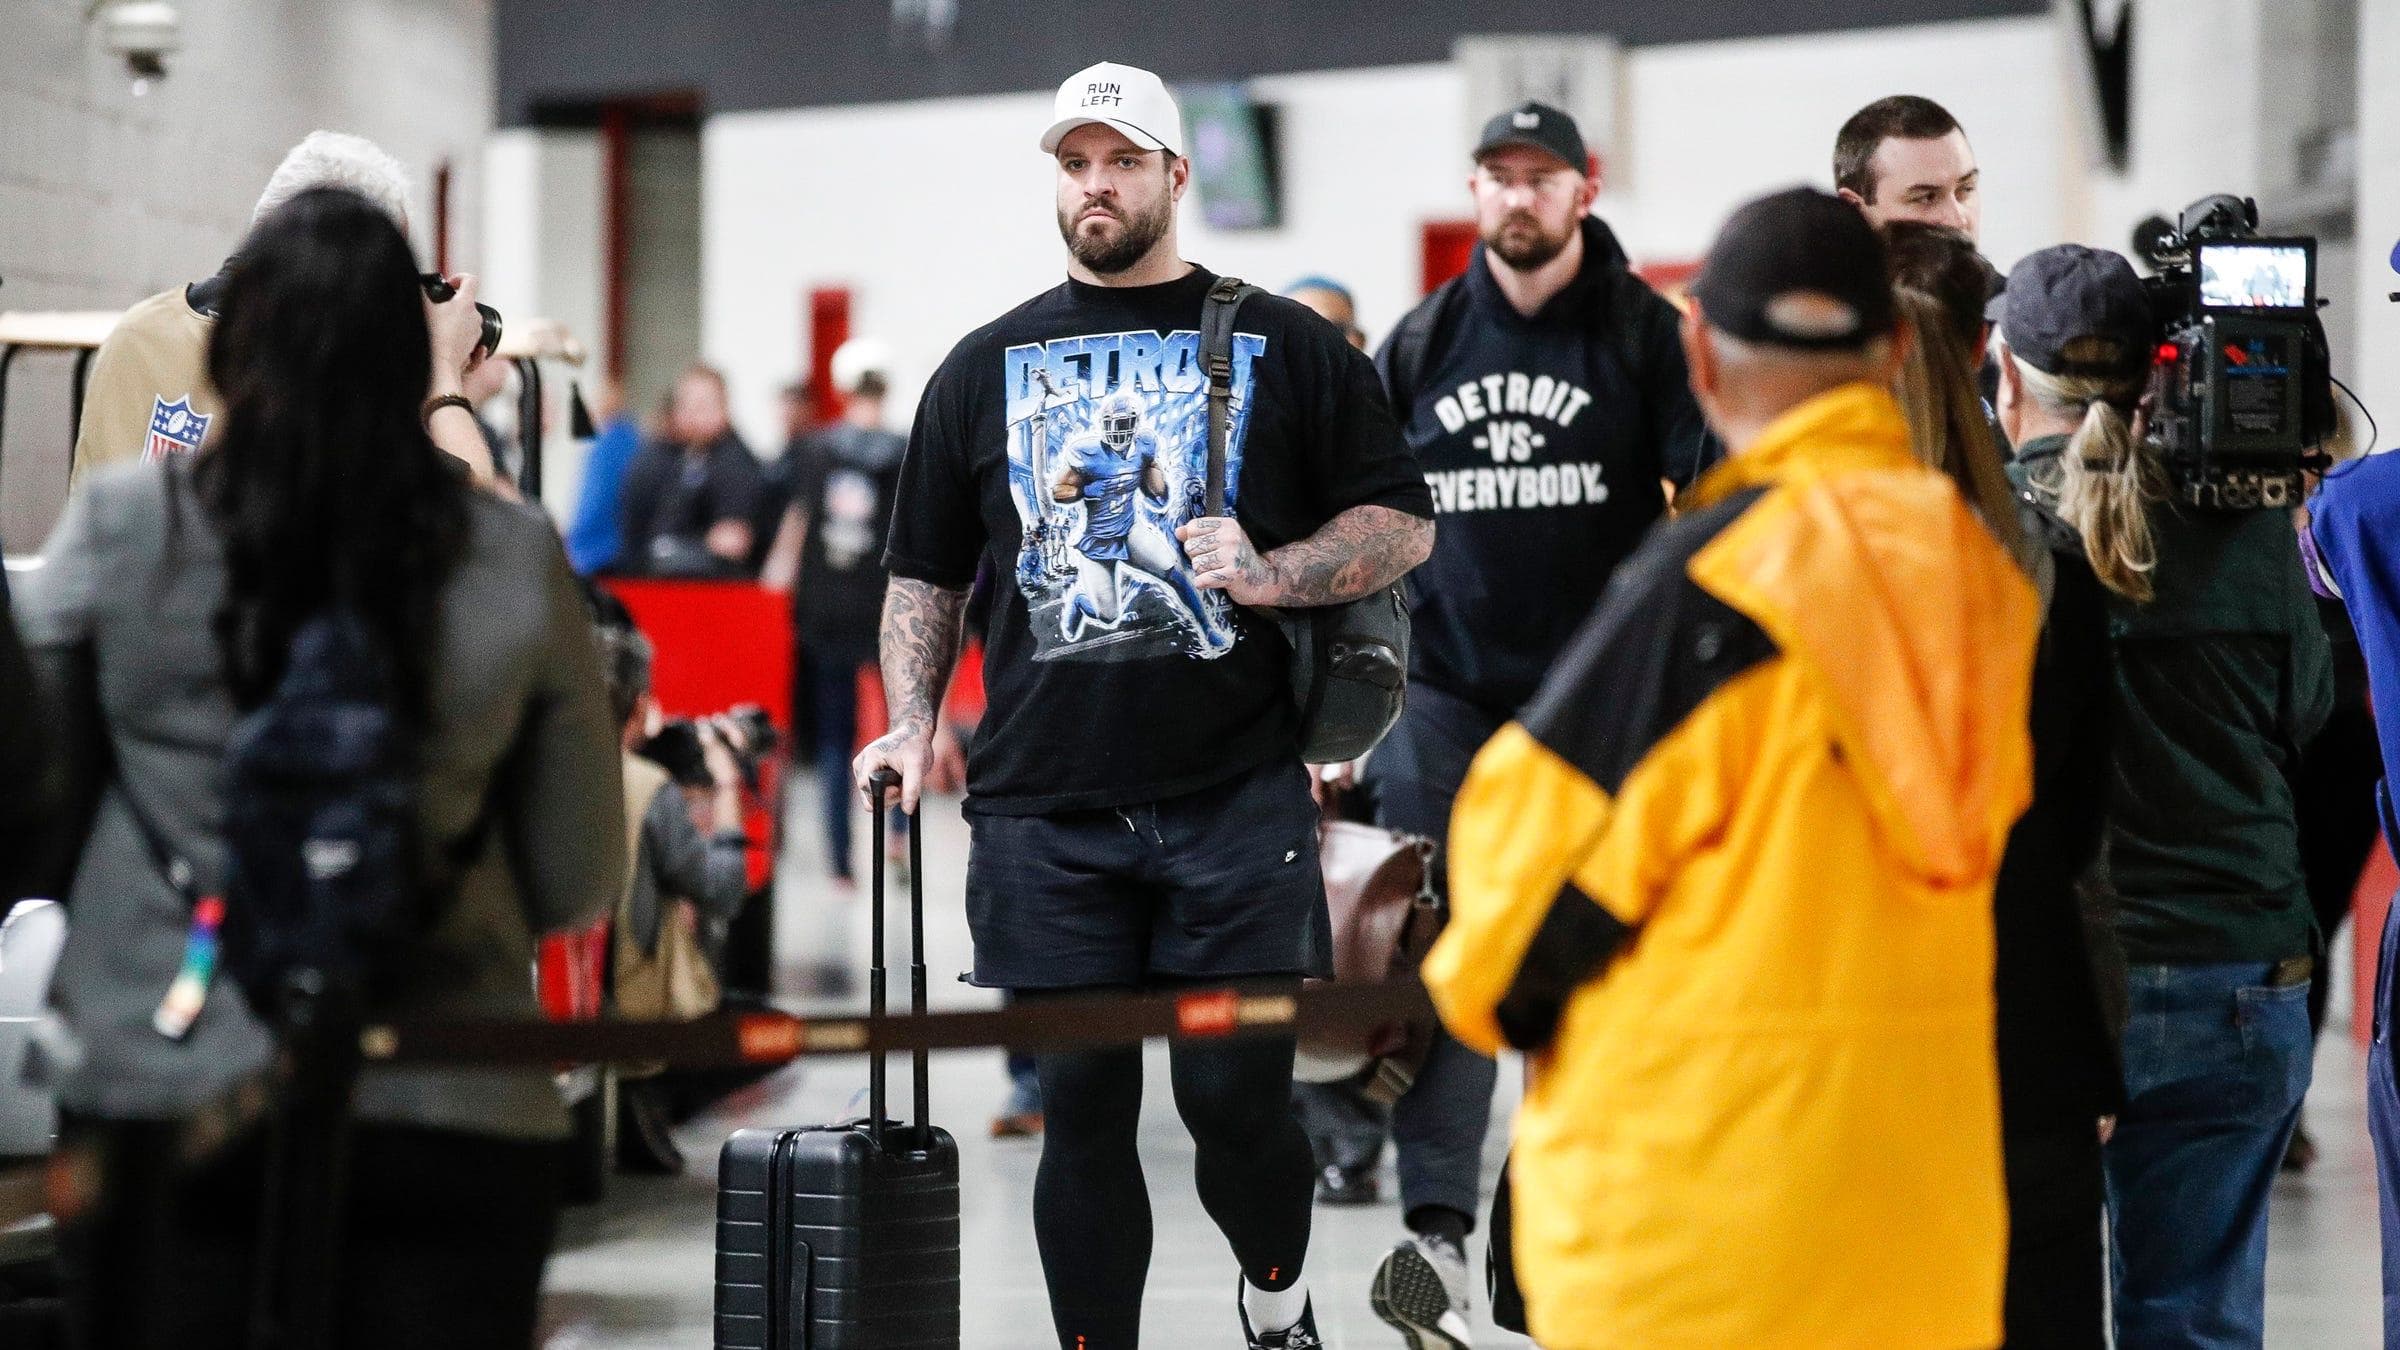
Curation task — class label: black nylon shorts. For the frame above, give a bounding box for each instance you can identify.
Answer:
[962,757,1331,990]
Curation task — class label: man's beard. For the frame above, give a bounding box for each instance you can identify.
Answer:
[1060,198,1172,275]
[1485,211,1575,272]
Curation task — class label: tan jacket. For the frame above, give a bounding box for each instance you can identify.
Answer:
[72,288,219,483]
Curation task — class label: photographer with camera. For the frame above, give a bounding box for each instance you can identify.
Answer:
[594,611,752,1170]
[73,130,506,491]
[16,186,623,1350]
[598,617,751,984]
[1998,244,2330,1348]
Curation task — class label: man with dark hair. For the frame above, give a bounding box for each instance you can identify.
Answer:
[858,60,1434,1350]
[1834,94,1981,240]
[1350,99,1716,1349]
[1425,186,2035,1349]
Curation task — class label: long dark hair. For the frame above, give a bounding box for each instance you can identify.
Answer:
[1879,221,2030,571]
[198,187,469,716]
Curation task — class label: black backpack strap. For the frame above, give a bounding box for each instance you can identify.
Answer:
[1202,276,1264,518]
[1377,276,1465,420]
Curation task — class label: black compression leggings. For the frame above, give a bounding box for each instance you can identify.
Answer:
[1028,984,1316,1350]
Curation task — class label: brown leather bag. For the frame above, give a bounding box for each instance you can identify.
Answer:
[1294,813,1442,1105]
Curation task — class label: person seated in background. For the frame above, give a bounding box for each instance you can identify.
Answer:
[618,364,765,578]
[1424,187,2036,1350]
[567,379,641,575]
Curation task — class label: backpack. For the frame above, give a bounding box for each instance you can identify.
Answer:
[137,607,471,1032]
[1202,277,1411,765]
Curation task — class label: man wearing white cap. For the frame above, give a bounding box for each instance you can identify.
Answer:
[858,60,1435,1350]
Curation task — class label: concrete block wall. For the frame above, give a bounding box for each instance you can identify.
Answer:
[0,0,495,551]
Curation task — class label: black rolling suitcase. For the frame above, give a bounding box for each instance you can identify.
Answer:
[714,783,960,1349]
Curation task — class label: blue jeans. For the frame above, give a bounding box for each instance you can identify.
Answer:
[2368,890,2400,1347]
[2105,961,2314,1349]
[808,653,903,879]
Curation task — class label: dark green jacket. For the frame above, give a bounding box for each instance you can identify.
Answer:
[2009,437,2331,964]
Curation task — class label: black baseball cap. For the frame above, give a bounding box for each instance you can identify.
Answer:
[1472,101,1588,174]
[1998,244,2151,383]
[1690,186,1895,350]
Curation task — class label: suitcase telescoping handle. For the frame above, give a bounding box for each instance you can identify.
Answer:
[867,771,932,1153]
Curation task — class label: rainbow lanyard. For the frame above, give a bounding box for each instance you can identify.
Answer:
[152,895,225,1041]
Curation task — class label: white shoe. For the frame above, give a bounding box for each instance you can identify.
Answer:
[1370,1233,1474,1349]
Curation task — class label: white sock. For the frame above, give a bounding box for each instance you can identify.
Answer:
[1243,1274,1309,1333]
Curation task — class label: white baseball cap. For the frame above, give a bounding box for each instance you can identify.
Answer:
[1039,62,1184,157]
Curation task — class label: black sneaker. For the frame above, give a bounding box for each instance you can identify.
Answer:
[1315,1162,1380,1206]
[1236,1276,1323,1349]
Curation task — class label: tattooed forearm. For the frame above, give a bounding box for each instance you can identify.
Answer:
[1258,506,1433,607]
[879,576,969,738]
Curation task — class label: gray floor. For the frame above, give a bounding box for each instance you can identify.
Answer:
[539,782,2386,1349]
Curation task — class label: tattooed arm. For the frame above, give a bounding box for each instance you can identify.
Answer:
[1176,505,1433,608]
[852,575,969,812]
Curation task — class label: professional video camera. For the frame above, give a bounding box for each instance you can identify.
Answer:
[640,704,781,790]
[2130,194,2335,509]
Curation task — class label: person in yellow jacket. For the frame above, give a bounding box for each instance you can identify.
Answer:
[1423,186,2039,1350]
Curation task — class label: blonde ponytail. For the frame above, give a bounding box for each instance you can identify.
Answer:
[2014,357,2160,602]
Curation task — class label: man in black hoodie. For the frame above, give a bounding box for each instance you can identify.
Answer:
[1338,101,1717,1348]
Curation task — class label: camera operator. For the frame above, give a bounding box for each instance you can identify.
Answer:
[73,130,503,490]
[1998,244,2330,1348]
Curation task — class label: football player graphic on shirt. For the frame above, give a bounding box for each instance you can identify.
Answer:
[1049,389,1234,654]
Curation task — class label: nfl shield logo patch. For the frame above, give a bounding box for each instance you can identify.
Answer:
[145,395,211,461]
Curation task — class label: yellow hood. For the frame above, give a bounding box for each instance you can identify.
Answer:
[1687,383,2039,887]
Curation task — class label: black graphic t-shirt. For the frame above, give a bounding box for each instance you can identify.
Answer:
[791,422,909,665]
[887,266,1432,814]
[1382,225,1716,714]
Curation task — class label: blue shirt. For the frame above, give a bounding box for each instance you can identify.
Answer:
[2310,450,2400,836]
[566,414,640,574]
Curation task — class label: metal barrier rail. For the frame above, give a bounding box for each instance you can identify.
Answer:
[0,976,1432,1231]
[364,976,1430,1068]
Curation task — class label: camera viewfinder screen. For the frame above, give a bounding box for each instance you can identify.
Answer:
[2199,243,2311,310]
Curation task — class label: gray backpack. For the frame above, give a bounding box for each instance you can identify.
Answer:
[1201,277,1409,764]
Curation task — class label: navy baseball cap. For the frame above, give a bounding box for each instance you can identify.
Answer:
[1998,244,2152,383]
[1690,187,1895,351]
[1472,101,1588,174]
